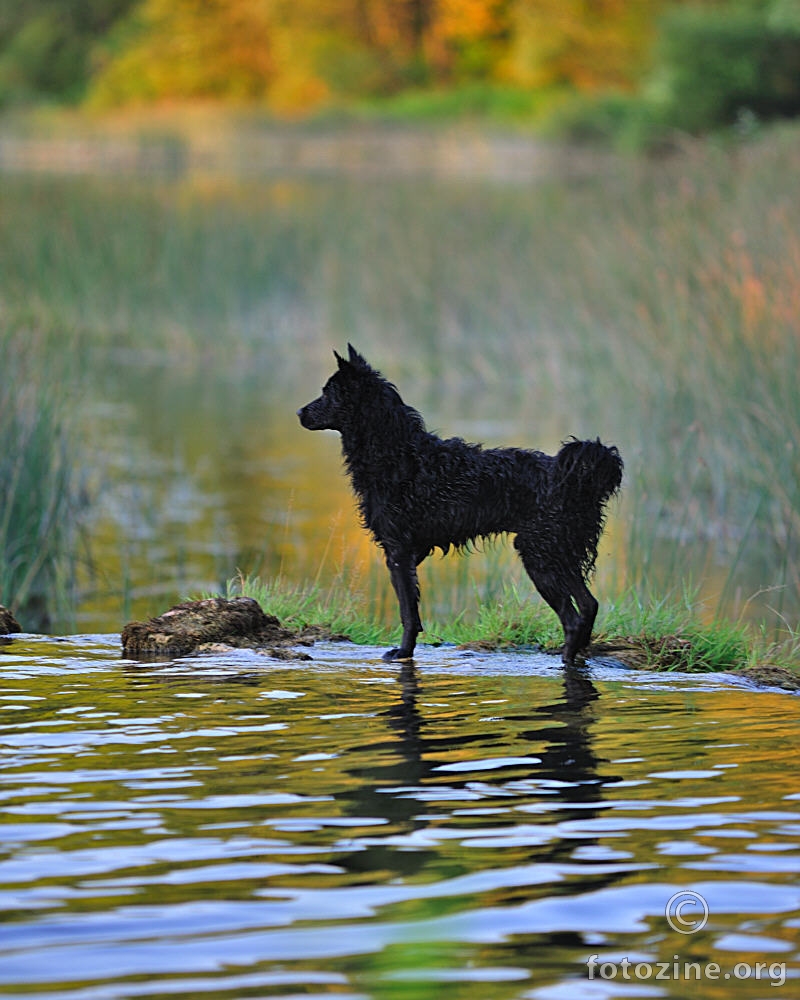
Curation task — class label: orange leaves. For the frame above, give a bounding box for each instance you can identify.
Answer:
[436,0,505,44]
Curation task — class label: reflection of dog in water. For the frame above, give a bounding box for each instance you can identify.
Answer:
[298,345,622,664]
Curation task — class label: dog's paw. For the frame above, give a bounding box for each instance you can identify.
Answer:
[382,647,415,663]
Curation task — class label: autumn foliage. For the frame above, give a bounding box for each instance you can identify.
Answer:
[86,0,673,111]
[2,0,799,130]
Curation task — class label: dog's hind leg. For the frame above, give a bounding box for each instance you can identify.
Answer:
[383,550,423,662]
[515,539,582,665]
[550,575,599,663]
[538,577,583,665]
[571,578,599,654]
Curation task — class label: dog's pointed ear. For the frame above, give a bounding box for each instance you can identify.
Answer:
[334,349,347,369]
[347,343,369,369]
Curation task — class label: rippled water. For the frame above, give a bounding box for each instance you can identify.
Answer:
[1,635,799,999]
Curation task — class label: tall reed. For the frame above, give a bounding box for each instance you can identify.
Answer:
[0,329,83,631]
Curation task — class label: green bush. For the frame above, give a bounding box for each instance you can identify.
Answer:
[541,90,669,150]
[654,3,800,132]
[546,4,800,148]
[0,0,136,105]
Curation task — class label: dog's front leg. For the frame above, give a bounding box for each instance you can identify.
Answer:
[383,550,422,662]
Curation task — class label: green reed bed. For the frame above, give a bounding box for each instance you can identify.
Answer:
[0,123,798,648]
[0,331,83,630]
[0,174,326,362]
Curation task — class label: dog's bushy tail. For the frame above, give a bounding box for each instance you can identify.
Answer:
[553,438,624,576]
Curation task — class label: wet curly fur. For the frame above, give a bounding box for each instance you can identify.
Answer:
[298,345,623,664]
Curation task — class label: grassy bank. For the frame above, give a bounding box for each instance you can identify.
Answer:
[220,573,799,680]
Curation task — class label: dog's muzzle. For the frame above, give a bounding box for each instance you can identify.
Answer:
[297,404,328,430]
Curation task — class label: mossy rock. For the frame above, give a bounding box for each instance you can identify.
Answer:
[736,665,800,692]
[121,596,321,659]
[0,605,20,635]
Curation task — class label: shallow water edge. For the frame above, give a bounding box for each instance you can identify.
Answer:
[1,631,797,693]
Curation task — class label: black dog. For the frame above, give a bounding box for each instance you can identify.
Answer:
[298,345,622,664]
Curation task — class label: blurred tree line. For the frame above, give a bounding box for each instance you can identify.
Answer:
[0,0,137,104]
[1,0,799,132]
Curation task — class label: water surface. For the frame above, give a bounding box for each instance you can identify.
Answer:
[1,635,798,998]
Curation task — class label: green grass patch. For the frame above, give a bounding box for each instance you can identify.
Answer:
[220,571,395,647]
[220,573,798,677]
[593,588,754,673]
[348,82,552,125]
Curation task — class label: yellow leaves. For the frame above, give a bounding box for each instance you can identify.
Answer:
[91,0,276,106]
[267,24,331,115]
